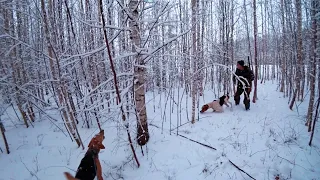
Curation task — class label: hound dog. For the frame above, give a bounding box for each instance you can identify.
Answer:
[64,130,105,180]
[200,95,232,113]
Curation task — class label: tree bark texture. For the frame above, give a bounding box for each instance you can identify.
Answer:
[128,0,150,146]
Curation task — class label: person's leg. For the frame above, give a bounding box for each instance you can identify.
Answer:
[234,87,244,105]
[243,88,251,110]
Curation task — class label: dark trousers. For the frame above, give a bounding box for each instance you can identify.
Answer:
[234,86,251,110]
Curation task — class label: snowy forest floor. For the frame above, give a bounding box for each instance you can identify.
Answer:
[0,81,320,180]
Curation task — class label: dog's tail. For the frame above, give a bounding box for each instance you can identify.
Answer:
[64,172,78,180]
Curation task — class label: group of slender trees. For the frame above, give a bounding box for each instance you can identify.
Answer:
[0,0,319,159]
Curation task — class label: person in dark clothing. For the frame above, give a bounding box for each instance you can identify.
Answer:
[233,60,254,110]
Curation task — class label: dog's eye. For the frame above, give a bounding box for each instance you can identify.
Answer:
[103,136,105,139]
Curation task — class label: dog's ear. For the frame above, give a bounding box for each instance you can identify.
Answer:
[88,138,95,148]
[98,143,105,149]
[219,95,226,102]
[200,104,209,113]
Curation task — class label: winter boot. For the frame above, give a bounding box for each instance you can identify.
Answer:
[234,95,240,105]
[244,99,250,110]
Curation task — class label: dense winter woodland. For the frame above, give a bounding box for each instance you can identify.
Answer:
[0,0,320,179]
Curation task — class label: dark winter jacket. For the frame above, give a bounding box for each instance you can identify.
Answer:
[233,66,254,87]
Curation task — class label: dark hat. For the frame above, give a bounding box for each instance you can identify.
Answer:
[237,60,244,66]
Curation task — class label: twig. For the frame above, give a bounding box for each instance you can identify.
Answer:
[177,134,256,180]
[170,121,191,132]
[177,134,217,150]
[228,159,256,180]
[11,103,22,122]
[149,123,160,129]
[20,156,40,180]
[31,102,68,137]
[277,155,309,171]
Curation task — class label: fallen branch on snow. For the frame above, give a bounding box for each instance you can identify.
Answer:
[177,134,256,180]
[228,160,256,180]
[151,124,257,180]
[177,134,217,150]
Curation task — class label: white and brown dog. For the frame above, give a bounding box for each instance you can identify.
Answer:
[200,95,232,113]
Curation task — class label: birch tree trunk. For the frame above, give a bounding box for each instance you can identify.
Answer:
[128,0,150,146]
[309,97,319,146]
[308,0,320,145]
[243,0,252,61]
[279,0,286,93]
[306,0,317,131]
[252,0,258,103]
[191,0,198,124]
[289,0,303,110]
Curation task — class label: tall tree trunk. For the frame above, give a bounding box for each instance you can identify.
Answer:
[289,0,303,110]
[128,0,150,146]
[309,98,319,146]
[280,0,286,93]
[306,0,317,131]
[309,0,320,145]
[191,0,198,124]
[243,0,252,61]
[252,0,258,103]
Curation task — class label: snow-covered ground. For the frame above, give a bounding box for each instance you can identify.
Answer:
[0,81,319,180]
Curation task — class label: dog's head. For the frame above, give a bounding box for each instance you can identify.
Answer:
[219,95,230,106]
[88,130,105,150]
[200,104,209,113]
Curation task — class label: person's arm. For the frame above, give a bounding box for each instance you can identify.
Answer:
[245,69,254,92]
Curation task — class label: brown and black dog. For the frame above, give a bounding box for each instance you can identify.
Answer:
[64,130,105,180]
[200,95,232,113]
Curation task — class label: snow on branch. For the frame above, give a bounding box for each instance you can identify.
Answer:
[73,14,131,31]
[5,41,23,57]
[81,73,133,108]
[115,0,135,20]
[141,1,170,47]
[142,29,191,63]
[0,81,51,106]
[113,52,138,61]
[61,45,106,66]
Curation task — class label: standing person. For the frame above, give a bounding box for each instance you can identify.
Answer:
[233,60,254,110]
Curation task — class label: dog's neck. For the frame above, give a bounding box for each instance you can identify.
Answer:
[219,98,224,106]
[87,147,100,157]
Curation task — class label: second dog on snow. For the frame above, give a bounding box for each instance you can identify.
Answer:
[200,95,232,113]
